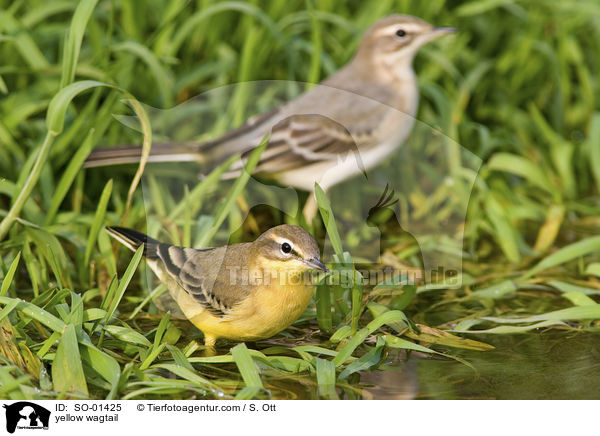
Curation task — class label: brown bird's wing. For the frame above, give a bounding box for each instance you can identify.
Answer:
[224,113,369,178]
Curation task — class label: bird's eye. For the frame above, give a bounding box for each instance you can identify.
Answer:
[395,29,407,37]
[280,242,292,255]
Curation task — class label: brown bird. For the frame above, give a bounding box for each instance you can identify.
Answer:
[86,15,455,218]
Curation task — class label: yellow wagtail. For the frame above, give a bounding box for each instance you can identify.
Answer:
[86,15,455,218]
[106,225,328,348]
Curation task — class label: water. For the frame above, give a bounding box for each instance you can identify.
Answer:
[361,331,600,399]
[153,317,600,399]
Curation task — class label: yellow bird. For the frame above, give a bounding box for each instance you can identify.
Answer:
[106,225,328,349]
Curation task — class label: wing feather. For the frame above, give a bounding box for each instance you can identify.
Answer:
[155,245,233,317]
[224,114,369,177]
[105,227,239,318]
[157,244,256,319]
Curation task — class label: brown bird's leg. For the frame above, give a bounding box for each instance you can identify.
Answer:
[303,191,320,223]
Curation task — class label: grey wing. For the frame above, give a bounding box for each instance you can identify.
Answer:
[156,244,240,317]
[225,114,370,177]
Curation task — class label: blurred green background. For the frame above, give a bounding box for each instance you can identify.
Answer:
[1,0,600,399]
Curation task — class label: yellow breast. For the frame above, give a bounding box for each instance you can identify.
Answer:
[149,256,318,345]
[172,274,315,343]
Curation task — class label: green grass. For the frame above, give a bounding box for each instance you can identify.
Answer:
[1,0,600,399]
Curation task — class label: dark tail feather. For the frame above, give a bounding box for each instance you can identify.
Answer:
[84,142,205,168]
[106,226,161,259]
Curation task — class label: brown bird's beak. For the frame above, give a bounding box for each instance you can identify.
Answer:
[415,26,457,46]
[433,26,458,35]
[305,258,330,273]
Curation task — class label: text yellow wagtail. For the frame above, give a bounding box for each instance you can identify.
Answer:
[86,15,455,217]
[106,225,328,348]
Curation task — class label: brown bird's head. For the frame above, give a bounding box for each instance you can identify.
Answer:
[356,15,456,70]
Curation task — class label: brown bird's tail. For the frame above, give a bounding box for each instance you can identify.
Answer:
[84,108,278,169]
[84,142,205,168]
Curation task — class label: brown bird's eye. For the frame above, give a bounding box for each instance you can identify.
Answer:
[281,242,292,255]
[395,29,406,37]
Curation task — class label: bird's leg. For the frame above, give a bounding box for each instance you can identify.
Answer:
[302,191,320,223]
[203,335,217,356]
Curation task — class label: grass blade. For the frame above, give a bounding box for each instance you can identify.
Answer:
[198,134,268,246]
[0,80,110,241]
[60,0,98,88]
[26,228,72,289]
[315,277,332,333]
[487,152,555,195]
[589,113,600,192]
[45,128,97,224]
[333,310,411,366]
[350,270,364,333]
[47,80,108,135]
[153,363,217,392]
[0,299,19,323]
[84,179,113,267]
[524,236,600,278]
[315,183,344,260]
[102,245,144,323]
[0,297,65,333]
[52,324,88,397]
[231,343,263,390]
[484,305,600,323]
[104,325,152,347]
[338,343,383,380]
[0,252,20,297]
[315,357,337,399]
[79,341,121,400]
[113,41,173,107]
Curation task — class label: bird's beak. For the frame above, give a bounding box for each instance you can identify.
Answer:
[417,26,457,45]
[305,258,330,273]
[433,26,458,35]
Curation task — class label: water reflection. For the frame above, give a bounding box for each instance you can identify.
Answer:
[360,353,419,400]
[362,332,600,399]
[159,315,599,399]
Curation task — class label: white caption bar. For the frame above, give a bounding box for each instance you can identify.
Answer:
[0,400,592,436]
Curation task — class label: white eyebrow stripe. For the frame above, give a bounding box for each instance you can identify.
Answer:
[372,23,424,38]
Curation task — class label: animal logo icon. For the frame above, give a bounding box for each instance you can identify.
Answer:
[2,402,50,433]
